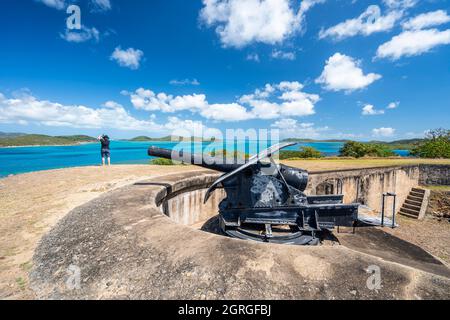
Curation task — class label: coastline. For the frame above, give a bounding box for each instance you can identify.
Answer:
[0,141,97,149]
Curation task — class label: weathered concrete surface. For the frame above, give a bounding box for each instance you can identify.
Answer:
[166,187,226,226]
[419,165,450,186]
[308,166,420,214]
[31,171,450,300]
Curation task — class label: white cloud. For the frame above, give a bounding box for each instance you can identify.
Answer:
[170,79,200,86]
[128,81,319,122]
[130,88,208,113]
[0,91,232,138]
[319,5,402,40]
[372,127,396,137]
[199,0,324,48]
[271,49,296,60]
[402,10,450,30]
[36,0,66,10]
[60,26,100,43]
[383,0,417,10]
[110,47,144,70]
[246,53,260,62]
[237,81,319,119]
[316,53,382,92]
[362,104,385,115]
[201,103,253,122]
[376,28,450,60]
[164,116,221,137]
[0,92,163,132]
[387,101,399,109]
[91,0,111,11]
[271,119,329,139]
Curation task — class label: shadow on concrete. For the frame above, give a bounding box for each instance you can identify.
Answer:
[338,228,450,278]
[201,216,450,278]
[200,215,225,236]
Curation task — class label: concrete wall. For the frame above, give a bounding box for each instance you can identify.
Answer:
[419,165,450,186]
[307,166,421,213]
[165,188,225,226]
[162,165,450,224]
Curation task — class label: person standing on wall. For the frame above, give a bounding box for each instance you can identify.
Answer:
[98,134,111,166]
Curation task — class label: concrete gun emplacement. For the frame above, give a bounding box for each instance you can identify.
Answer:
[149,143,360,245]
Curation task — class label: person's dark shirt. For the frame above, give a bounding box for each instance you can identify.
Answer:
[100,137,110,150]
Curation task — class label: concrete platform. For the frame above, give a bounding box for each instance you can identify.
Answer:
[31,171,450,300]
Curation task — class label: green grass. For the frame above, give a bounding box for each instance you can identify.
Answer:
[0,134,96,147]
[15,277,26,291]
[282,158,450,172]
[20,261,33,272]
[423,185,450,191]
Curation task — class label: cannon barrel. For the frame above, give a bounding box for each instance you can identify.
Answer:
[148,146,309,191]
[148,146,240,173]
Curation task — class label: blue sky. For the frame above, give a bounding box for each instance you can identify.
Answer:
[0,0,449,140]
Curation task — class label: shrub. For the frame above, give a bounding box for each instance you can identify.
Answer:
[411,129,450,159]
[340,141,395,158]
[151,158,176,165]
[209,149,250,161]
[365,144,396,157]
[280,147,323,160]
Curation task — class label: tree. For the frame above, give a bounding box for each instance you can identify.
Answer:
[340,141,367,158]
[297,146,323,158]
[411,128,450,159]
[279,147,323,159]
[340,141,395,158]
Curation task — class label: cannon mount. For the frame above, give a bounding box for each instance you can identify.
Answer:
[149,143,359,245]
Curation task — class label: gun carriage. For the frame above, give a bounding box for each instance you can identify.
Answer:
[149,143,359,245]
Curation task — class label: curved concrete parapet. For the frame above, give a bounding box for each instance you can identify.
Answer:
[31,170,450,300]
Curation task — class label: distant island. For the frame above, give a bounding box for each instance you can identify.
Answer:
[128,135,219,142]
[366,139,424,150]
[283,138,351,143]
[282,138,423,151]
[0,133,96,147]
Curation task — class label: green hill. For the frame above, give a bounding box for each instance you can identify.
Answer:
[282,138,423,150]
[368,139,424,150]
[0,131,26,138]
[0,134,96,147]
[128,136,176,142]
[282,138,351,143]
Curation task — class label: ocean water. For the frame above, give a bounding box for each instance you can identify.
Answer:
[0,141,409,178]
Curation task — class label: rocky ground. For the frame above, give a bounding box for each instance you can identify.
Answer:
[427,190,450,220]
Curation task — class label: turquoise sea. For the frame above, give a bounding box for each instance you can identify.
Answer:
[0,141,410,178]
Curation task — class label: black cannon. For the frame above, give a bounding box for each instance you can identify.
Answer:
[149,143,359,245]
